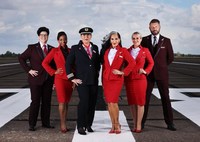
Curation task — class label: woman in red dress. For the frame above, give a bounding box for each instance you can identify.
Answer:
[100,31,135,134]
[42,31,73,133]
[124,32,154,133]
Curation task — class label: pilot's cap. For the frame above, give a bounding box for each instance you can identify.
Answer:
[79,27,93,34]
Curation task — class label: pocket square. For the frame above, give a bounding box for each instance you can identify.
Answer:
[119,55,123,58]
[161,46,165,48]
[92,50,96,53]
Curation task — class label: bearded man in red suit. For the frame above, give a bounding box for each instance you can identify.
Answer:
[141,19,176,131]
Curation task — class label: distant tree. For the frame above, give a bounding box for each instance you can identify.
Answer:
[0,51,19,57]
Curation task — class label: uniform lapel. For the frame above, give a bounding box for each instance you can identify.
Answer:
[135,47,143,62]
[58,47,65,63]
[154,35,165,58]
[91,46,97,60]
[104,48,111,67]
[36,43,44,60]
[146,35,154,54]
[111,48,121,67]
[80,44,92,59]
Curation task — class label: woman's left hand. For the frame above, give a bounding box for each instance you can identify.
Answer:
[112,69,124,75]
[139,68,147,75]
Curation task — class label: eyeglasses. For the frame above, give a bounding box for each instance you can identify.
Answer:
[40,34,48,37]
[132,37,140,40]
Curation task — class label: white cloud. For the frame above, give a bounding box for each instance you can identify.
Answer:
[0,0,199,55]
[0,22,12,32]
[191,4,200,29]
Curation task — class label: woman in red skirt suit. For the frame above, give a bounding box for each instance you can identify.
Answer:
[42,31,73,133]
[100,31,135,134]
[124,32,154,133]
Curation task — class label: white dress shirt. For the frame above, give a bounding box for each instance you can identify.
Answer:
[108,48,117,65]
[130,47,140,59]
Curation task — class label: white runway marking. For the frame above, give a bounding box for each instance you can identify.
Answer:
[0,63,20,67]
[72,111,135,142]
[0,88,31,128]
[173,62,200,66]
[0,88,199,132]
[153,88,200,126]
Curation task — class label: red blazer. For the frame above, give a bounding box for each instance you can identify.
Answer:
[42,46,70,80]
[125,46,154,80]
[102,46,135,81]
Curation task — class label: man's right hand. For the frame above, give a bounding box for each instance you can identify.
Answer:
[72,79,82,86]
[29,69,38,77]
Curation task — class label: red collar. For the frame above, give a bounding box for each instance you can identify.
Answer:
[130,45,142,50]
[83,44,90,48]
[110,45,121,50]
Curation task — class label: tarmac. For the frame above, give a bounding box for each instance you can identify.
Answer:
[0,57,200,142]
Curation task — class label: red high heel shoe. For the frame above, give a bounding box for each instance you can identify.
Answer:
[109,124,115,134]
[109,129,115,134]
[115,124,121,134]
[60,128,69,133]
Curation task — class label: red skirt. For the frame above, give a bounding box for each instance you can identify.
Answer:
[54,78,73,103]
[125,79,147,105]
[103,78,123,103]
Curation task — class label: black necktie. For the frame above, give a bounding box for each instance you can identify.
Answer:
[153,36,157,47]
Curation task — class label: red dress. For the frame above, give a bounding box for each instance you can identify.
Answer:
[124,46,154,105]
[102,46,135,103]
[42,46,73,103]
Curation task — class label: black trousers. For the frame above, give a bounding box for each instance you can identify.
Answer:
[29,79,53,127]
[76,85,98,128]
[142,79,174,125]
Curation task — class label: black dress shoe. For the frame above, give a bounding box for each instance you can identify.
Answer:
[86,126,94,132]
[78,127,86,135]
[167,124,176,131]
[42,125,55,129]
[29,126,35,131]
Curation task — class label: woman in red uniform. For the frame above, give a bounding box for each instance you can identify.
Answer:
[125,32,154,133]
[42,31,73,133]
[100,31,135,134]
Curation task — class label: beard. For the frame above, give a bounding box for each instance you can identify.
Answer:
[151,30,159,35]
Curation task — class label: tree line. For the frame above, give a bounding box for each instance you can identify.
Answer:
[0,51,20,57]
[1,50,200,57]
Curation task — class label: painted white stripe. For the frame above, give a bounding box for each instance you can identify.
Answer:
[173,61,200,66]
[0,87,200,135]
[72,111,135,142]
[0,88,24,93]
[172,99,200,126]
[0,62,20,67]
[0,88,31,128]
[153,88,200,126]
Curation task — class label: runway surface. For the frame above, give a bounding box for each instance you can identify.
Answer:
[0,57,200,142]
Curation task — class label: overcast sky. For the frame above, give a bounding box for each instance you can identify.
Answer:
[0,0,200,55]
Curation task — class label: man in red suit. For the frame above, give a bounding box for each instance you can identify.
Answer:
[141,19,176,131]
[18,27,55,131]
